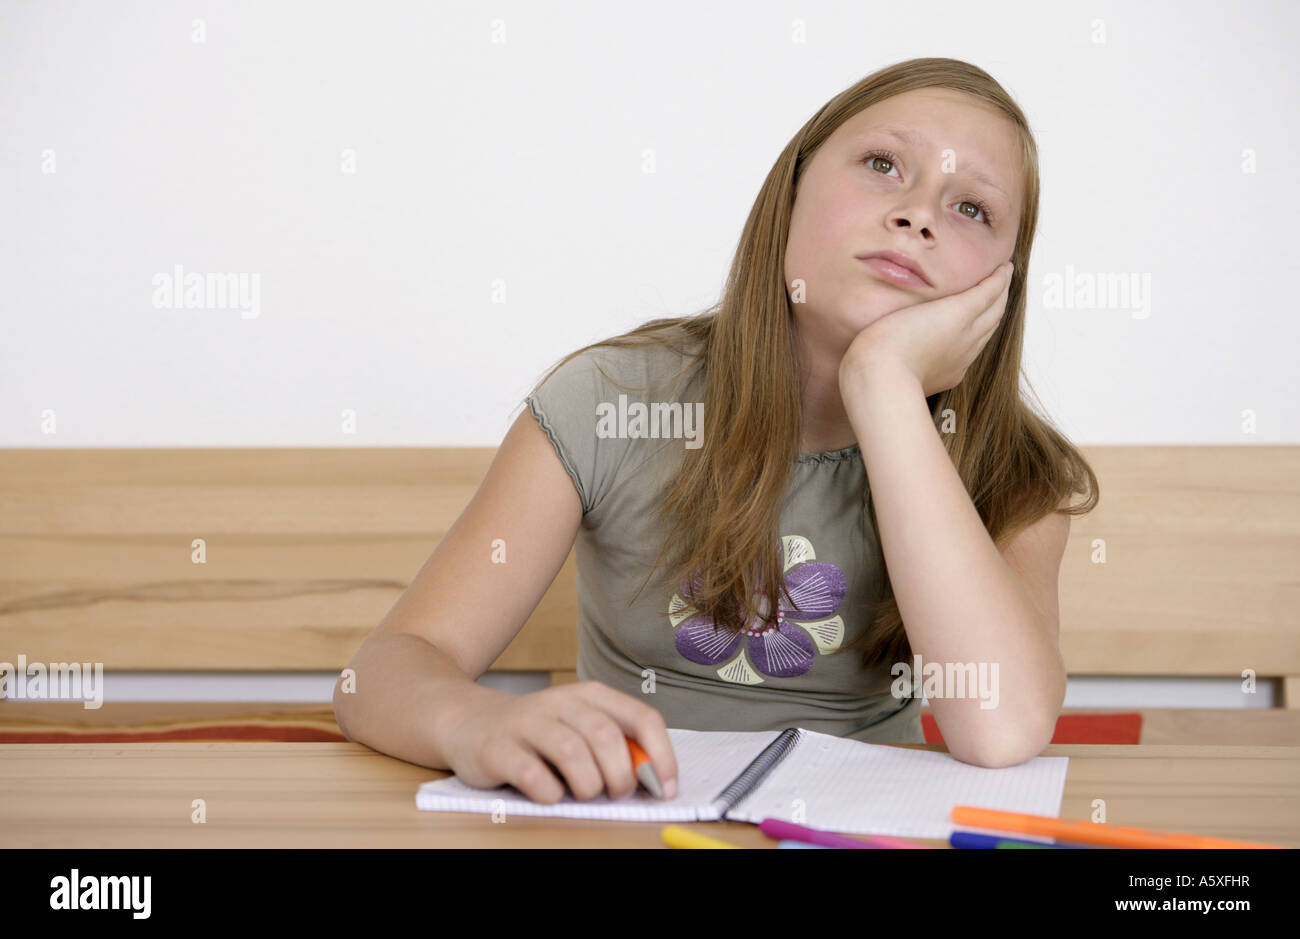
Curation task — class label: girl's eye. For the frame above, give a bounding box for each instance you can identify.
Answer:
[864,151,900,178]
[862,149,995,227]
[957,199,994,226]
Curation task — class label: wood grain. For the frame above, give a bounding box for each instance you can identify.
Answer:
[1,741,1295,848]
[0,448,577,671]
[0,446,1295,682]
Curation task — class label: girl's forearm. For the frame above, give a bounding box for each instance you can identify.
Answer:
[333,631,503,770]
[841,360,1065,767]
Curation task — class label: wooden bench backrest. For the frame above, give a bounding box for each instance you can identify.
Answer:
[1,447,1296,692]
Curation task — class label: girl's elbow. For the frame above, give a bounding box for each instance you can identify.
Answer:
[951,719,1056,768]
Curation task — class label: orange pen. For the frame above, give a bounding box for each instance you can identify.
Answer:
[626,736,666,799]
[952,806,1285,849]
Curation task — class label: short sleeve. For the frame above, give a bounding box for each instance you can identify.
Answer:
[524,348,620,517]
[525,342,699,519]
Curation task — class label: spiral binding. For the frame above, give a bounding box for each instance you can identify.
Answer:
[708,727,803,819]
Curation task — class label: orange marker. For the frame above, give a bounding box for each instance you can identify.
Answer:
[952,806,1285,850]
[626,736,666,799]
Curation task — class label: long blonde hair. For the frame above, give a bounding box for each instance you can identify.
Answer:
[524,56,1098,670]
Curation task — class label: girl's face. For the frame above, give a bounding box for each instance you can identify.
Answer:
[785,87,1023,346]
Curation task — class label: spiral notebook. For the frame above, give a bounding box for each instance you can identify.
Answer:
[414,726,1070,839]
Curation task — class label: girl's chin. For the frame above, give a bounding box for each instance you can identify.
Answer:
[849,305,907,330]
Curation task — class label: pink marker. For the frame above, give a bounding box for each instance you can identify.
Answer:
[759,817,930,849]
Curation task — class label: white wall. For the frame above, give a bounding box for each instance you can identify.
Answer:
[2,0,1295,704]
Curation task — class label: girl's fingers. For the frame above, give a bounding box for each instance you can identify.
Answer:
[976,282,1011,330]
[578,681,679,795]
[971,264,1013,329]
[487,739,569,805]
[556,702,639,799]
[523,719,607,801]
[976,261,1013,302]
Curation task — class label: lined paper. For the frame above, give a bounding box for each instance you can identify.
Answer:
[728,728,1070,838]
[414,726,1069,837]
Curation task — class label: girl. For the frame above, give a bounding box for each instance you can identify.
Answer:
[334,57,1098,805]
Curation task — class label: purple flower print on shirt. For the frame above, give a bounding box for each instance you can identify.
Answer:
[668,535,848,684]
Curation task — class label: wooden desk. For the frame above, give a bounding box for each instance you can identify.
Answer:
[2,742,1297,848]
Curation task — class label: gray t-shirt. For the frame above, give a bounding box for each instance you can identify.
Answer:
[524,338,922,744]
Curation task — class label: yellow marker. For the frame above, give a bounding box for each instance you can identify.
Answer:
[661,825,742,849]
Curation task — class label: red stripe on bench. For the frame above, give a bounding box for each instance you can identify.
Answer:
[0,727,349,743]
[2,714,1144,746]
[922,712,1143,745]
